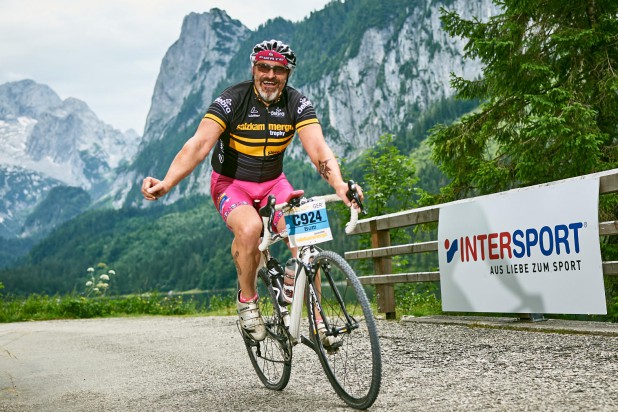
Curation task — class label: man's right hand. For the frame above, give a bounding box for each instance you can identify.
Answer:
[141,177,168,201]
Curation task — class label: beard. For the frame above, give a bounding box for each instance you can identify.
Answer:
[253,73,286,104]
[256,86,280,103]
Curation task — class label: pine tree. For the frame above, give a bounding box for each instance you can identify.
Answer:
[429,0,618,199]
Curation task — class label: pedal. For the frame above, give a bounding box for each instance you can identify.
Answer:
[237,319,261,344]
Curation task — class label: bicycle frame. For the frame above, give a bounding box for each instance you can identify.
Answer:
[244,183,381,409]
[256,192,359,346]
[283,244,318,344]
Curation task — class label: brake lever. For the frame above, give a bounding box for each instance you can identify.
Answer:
[259,194,277,232]
[346,180,367,215]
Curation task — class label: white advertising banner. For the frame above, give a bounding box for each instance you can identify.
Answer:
[438,177,607,314]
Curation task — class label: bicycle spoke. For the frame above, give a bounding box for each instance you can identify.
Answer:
[307,251,381,410]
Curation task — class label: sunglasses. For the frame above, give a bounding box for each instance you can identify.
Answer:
[254,62,289,76]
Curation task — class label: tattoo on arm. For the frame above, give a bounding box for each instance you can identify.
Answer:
[318,159,332,181]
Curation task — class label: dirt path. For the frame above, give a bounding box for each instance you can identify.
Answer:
[1,316,616,411]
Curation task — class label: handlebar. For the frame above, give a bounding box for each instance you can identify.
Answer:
[346,180,366,215]
[258,180,364,252]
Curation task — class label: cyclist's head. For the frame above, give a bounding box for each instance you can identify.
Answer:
[250,39,296,103]
[250,39,297,73]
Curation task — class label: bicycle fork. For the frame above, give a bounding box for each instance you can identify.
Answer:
[289,269,324,351]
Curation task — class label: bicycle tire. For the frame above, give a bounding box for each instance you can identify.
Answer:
[306,250,382,410]
[241,268,292,390]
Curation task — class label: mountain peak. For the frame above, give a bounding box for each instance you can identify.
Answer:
[0,79,142,237]
[0,79,63,118]
[117,0,497,208]
[142,8,250,141]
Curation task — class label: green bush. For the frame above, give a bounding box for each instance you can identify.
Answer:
[605,277,618,322]
[207,293,236,315]
[395,283,442,317]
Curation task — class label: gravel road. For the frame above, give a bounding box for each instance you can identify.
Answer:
[1,316,616,411]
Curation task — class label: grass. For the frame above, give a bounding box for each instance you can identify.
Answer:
[1,284,615,323]
[394,283,442,318]
[0,292,217,323]
[388,282,618,323]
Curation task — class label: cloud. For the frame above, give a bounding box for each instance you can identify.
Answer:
[0,0,331,134]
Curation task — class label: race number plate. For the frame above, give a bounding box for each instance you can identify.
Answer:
[284,199,333,247]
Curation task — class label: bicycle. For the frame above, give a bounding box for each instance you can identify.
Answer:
[238,181,382,410]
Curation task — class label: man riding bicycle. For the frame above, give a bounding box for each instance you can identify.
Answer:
[141,39,362,342]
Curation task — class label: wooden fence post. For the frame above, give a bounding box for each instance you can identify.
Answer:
[370,220,396,319]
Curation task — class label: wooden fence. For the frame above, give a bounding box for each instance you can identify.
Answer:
[344,170,618,319]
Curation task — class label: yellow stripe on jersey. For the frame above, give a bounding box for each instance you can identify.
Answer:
[229,133,272,157]
[230,133,266,145]
[229,133,295,157]
[267,134,294,145]
[229,135,264,156]
[296,118,319,130]
[204,113,226,129]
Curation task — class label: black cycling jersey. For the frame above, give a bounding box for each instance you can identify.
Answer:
[204,80,319,182]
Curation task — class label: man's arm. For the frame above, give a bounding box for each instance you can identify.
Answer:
[142,118,223,200]
[298,123,363,206]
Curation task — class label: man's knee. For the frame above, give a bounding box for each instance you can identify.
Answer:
[234,222,262,244]
[230,214,262,245]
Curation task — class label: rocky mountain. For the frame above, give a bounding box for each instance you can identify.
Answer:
[0,0,501,287]
[109,10,251,207]
[0,0,497,236]
[0,80,140,238]
[111,0,497,208]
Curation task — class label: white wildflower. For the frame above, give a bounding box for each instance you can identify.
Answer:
[85,281,93,287]
[87,267,95,273]
[100,274,110,281]
[108,270,116,275]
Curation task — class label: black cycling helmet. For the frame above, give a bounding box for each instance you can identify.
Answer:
[250,39,297,71]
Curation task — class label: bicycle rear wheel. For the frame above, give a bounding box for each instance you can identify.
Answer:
[306,250,381,410]
[241,268,292,390]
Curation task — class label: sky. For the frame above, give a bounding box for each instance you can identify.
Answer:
[0,0,332,134]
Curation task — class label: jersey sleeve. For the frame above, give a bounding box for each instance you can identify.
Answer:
[204,89,234,130]
[293,92,320,131]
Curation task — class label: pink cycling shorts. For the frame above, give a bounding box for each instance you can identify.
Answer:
[210,171,294,231]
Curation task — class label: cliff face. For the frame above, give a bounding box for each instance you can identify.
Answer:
[112,1,497,207]
[304,2,488,155]
[143,10,250,144]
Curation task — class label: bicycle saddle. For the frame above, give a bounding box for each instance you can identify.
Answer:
[284,190,304,203]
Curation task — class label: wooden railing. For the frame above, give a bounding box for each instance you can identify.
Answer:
[345,170,618,319]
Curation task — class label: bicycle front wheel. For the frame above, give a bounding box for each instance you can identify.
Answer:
[241,268,292,391]
[306,250,381,410]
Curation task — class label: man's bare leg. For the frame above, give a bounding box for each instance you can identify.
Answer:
[227,205,262,300]
[227,205,265,341]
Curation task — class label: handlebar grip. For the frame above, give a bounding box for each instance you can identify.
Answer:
[344,205,359,234]
[346,180,366,215]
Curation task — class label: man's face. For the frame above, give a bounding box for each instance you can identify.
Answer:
[252,61,289,104]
